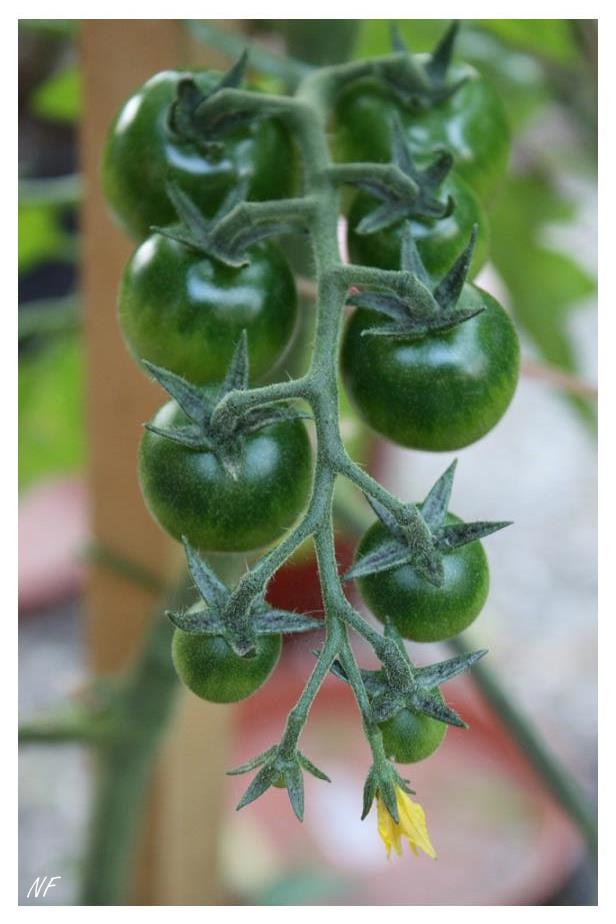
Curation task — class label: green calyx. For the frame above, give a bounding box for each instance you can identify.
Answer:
[328,623,486,731]
[378,21,467,113]
[345,459,511,587]
[352,115,454,234]
[143,331,308,479]
[362,761,414,823]
[153,179,302,268]
[348,222,484,339]
[168,538,323,648]
[167,50,249,150]
[228,744,330,822]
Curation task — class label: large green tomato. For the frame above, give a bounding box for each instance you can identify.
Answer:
[172,629,281,703]
[341,285,520,451]
[102,70,296,240]
[346,176,489,281]
[139,401,312,552]
[119,234,298,385]
[335,61,509,202]
[356,515,489,642]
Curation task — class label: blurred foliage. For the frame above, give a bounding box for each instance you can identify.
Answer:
[19,334,84,489]
[31,65,81,122]
[19,203,65,271]
[273,20,360,66]
[19,21,82,492]
[20,19,77,38]
[490,174,595,425]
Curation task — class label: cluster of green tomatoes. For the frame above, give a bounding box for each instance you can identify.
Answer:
[102,27,519,772]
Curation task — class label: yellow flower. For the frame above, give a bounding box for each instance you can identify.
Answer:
[377,787,436,859]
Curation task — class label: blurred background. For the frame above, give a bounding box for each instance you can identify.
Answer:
[18,19,597,906]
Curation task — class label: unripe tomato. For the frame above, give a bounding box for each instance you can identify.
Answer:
[379,695,447,763]
[119,234,298,385]
[172,629,281,703]
[346,177,489,281]
[341,285,519,451]
[335,62,509,202]
[355,515,489,642]
[139,401,312,552]
[103,70,296,240]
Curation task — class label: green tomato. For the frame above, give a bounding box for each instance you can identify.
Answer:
[172,629,281,703]
[119,234,298,385]
[139,401,312,552]
[379,695,447,763]
[102,69,296,240]
[341,285,520,451]
[356,515,489,642]
[346,176,489,281]
[334,61,510,202]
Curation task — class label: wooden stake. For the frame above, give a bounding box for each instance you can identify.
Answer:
[80,20,232,904]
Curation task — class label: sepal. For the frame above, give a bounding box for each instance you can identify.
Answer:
[434,519,513,552]
[154,177,253,268]
[183,535,232,607]
[362,761,415,823]
[348,461,509,589]
[251,606,323,634]
[168,543,323,647]
[344,538,416,582]
[414,649,488,689]
[168,52,250,145]
[345,491,443,587]
[419,459,457,528]
[406,688,466,728]
[143,335,304,468]
[349,224,485,341]
[381,20,467,112]
[226,745,277,776]
[142,360,210,426]
[232,745,330,821]
[351,117,454,234]
[167,605,223,635]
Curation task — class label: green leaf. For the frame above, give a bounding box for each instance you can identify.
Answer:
[476,19,579,63]
[31,66,81,122]
[19,334,84,490]
[490,173,596,426]
[18,204,64,271]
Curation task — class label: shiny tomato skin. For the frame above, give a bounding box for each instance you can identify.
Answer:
[119,234,298,385]
[102,70,296,240]
[139,401,312,552]
[355,514,489,643]
[379,695,447,763]
[341,285,520,451]
[172,629,281,703]
[335,60,509,202]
